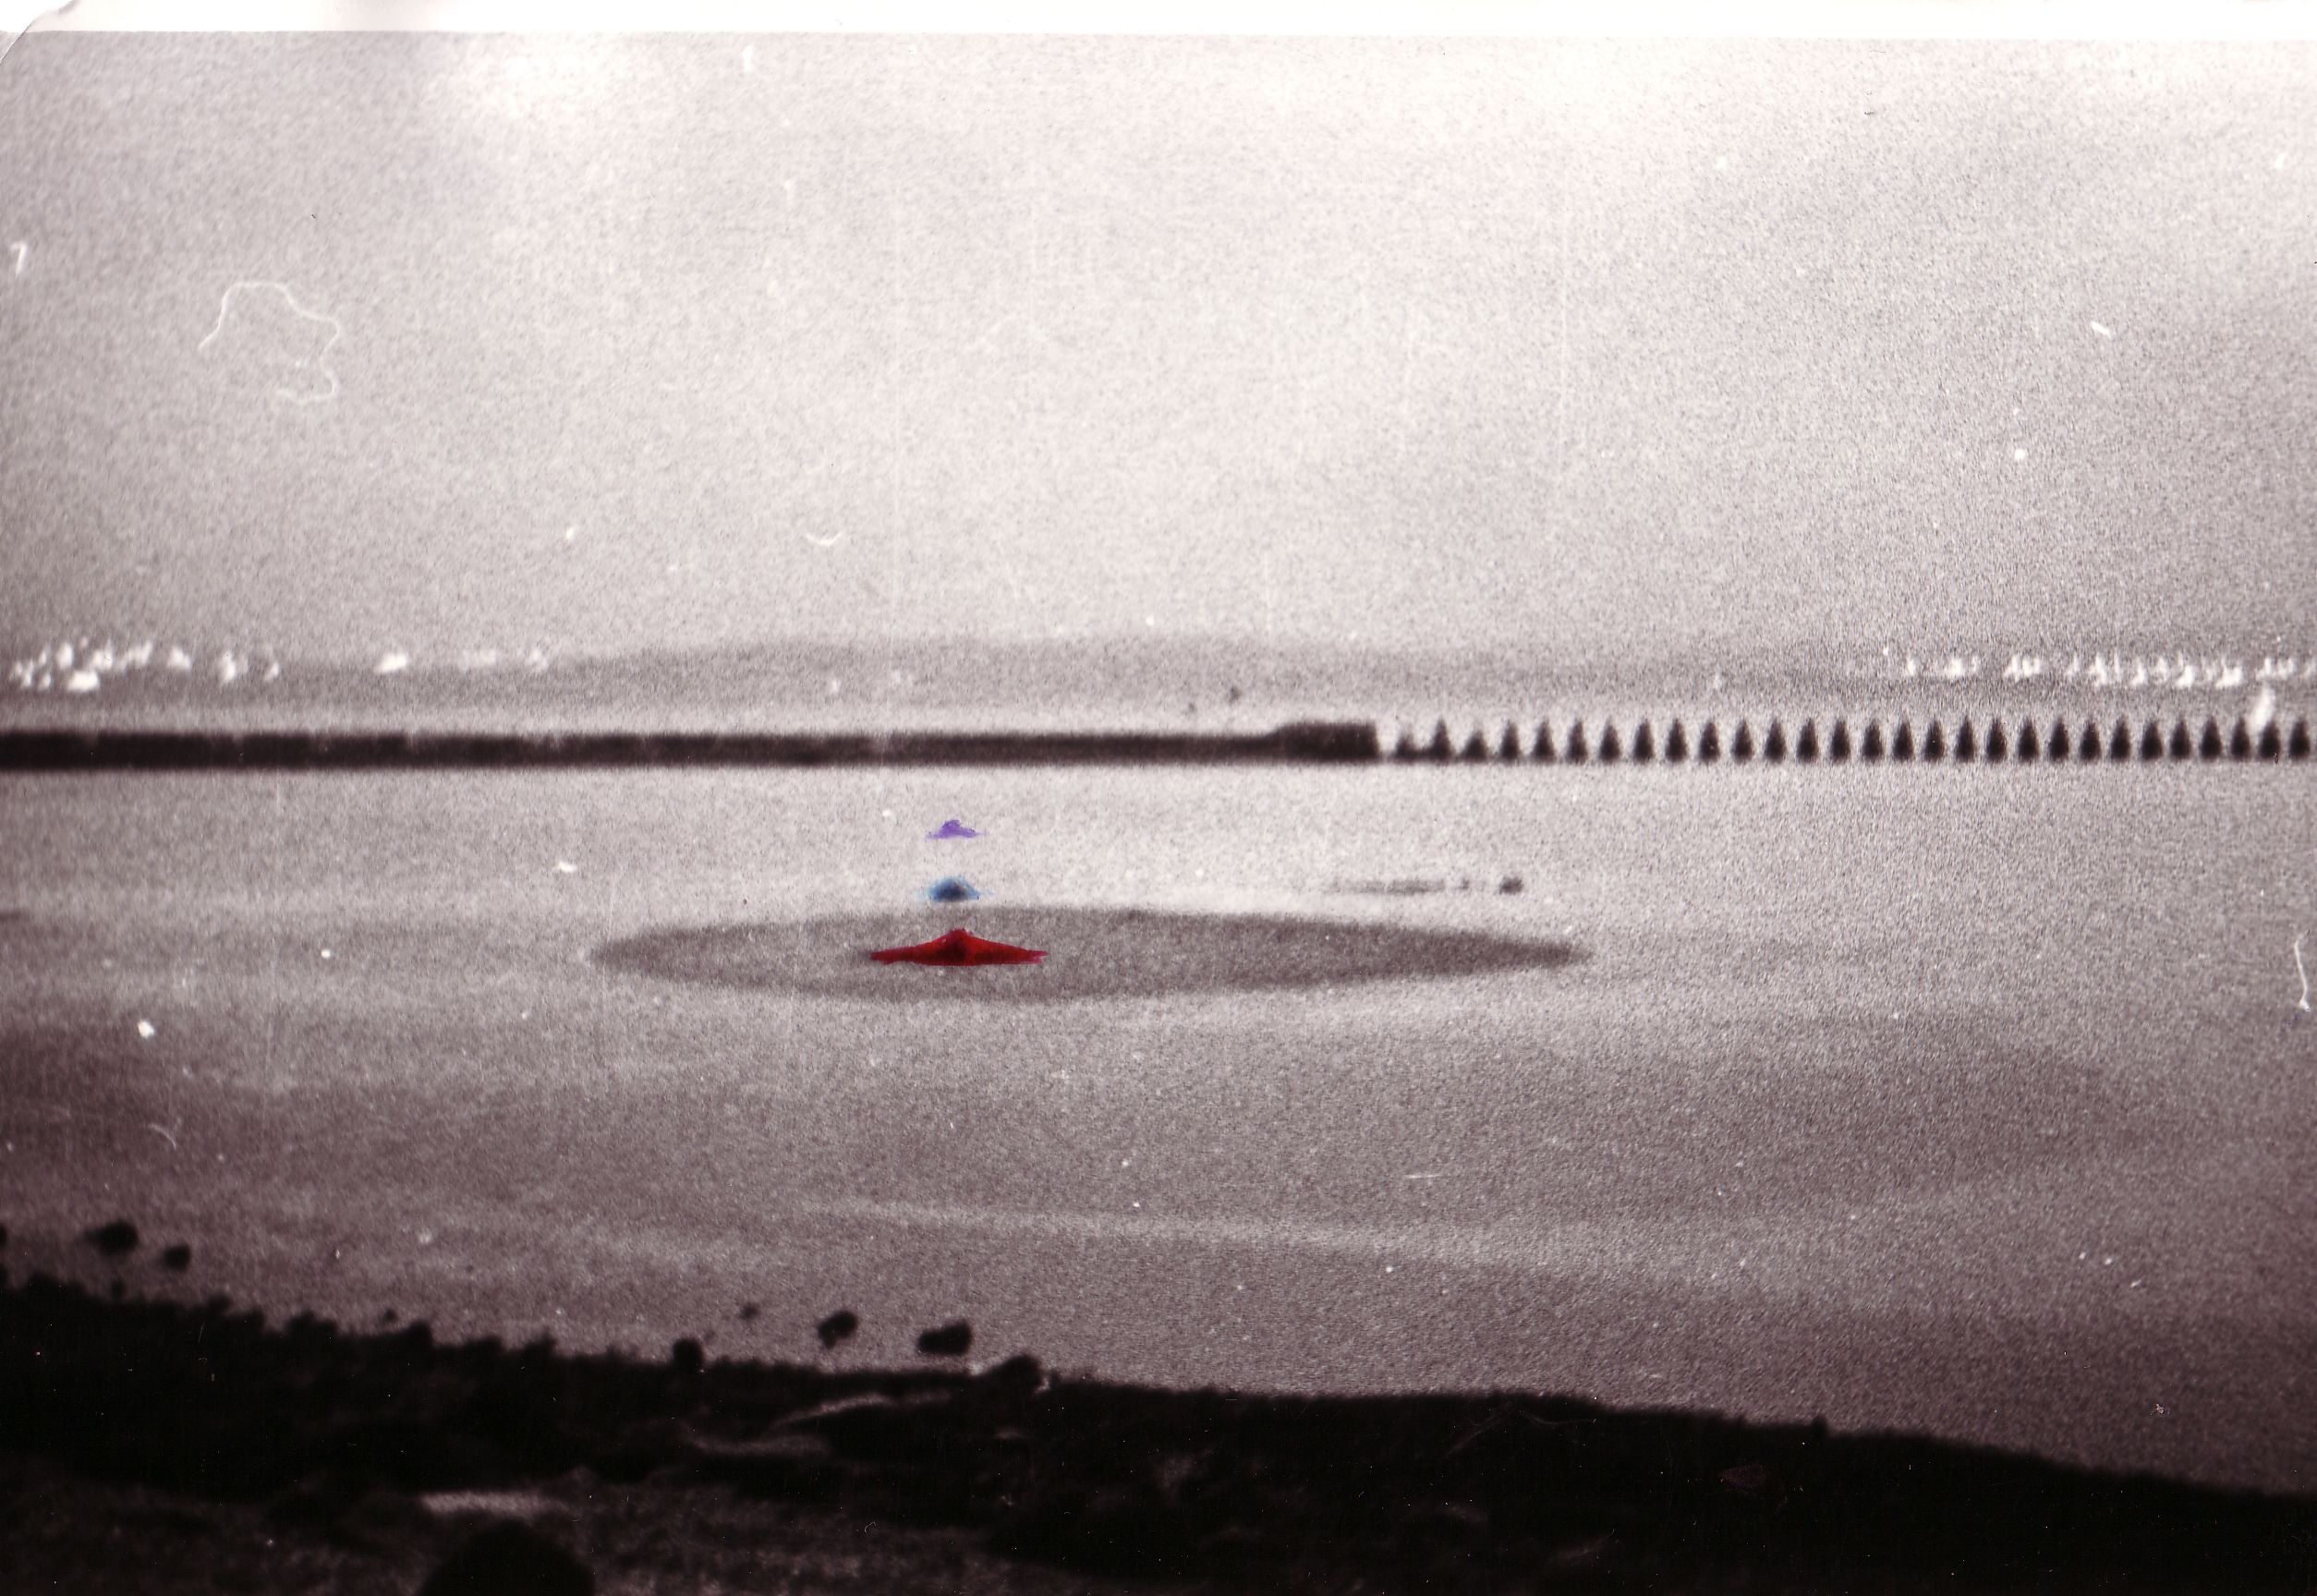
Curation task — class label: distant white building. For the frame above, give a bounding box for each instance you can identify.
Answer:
[2250,684,2279,733]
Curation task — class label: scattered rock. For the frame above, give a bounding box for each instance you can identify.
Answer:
[983,1352,1046,1394]
[775,1393,902,1430]
[84,1219,140,1259]
[419,1490,567,1522]
[678,1425,839,1498]
[331,1484,437,1556]
[265,1469,370,1531]
[917,1320,974,1358]
[681,1427,834,1464]
[1498,875,1523,895]
[419,1519,594,1596]
[816,1309,859,1349]
[160,1243,192,1272]
[738,1301,760,1322]
[669,1338,705,1376]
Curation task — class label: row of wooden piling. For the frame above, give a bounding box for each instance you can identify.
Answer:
[1391,713,2317,765]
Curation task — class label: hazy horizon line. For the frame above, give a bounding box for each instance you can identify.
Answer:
[7,627,2312,671]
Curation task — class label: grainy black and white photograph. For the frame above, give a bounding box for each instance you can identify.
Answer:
[2,1,2313,1590]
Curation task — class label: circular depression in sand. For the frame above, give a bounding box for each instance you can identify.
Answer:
[593,907,1581,1002]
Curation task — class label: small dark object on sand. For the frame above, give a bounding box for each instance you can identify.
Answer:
[917,1320,974,1358]
[670,1338,706,1375]
[738,1302,760,1322]
[985,1352,1045,1393]
[419,1520,594,1596]
[381,1308,399,1325]
[0,1223,8,1248]
[85,1219,140,1259]
[160,1243,192,1272]
[1498,875,1523,895]
[816,1309,859,1349]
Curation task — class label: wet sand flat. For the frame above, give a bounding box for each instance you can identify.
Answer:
[1,765,2311,1493]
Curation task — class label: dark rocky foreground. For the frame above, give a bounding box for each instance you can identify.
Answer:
[3,1273,2312,1593]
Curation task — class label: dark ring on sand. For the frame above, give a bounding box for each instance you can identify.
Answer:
[593,908,1581,1001]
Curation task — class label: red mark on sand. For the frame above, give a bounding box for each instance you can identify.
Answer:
[872,927,1047,967]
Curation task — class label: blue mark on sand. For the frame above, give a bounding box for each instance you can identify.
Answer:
[927,877,982,903]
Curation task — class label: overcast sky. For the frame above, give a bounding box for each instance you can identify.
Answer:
[1,31,2311,660]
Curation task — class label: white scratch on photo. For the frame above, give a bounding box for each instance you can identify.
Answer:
[198,280,343,405]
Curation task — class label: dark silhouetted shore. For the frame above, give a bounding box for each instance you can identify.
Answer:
[3,1271,2311,1593]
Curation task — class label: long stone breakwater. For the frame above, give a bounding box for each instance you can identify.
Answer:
[0,722,1383,770]
[1392,711,2314,765]
[0,712,2310,770]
